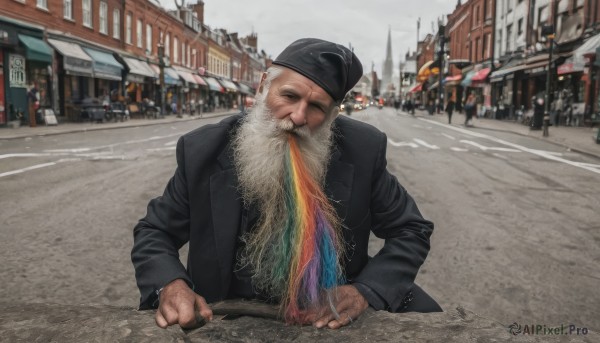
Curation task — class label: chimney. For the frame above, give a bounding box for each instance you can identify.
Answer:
[192,0,205,24]
[245,33,257,49]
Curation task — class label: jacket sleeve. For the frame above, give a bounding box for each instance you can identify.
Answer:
[352,132,434,311]
[131,136,193,309]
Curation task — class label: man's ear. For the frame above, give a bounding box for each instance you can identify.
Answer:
[330,106,340,120]
[257,72,268,95]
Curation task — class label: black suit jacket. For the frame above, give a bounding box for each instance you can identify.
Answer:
[132,114,434,311]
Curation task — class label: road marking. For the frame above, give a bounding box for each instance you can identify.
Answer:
[493,153,509,159]
[147,147,177,152]
[164,140,178,146]
[450,147,469,152]
[419,117,600,175]
[388,139,418,148]
[441,133,456,140]
[0,153,54,159]
[413,138,439,149]
[44,148,93,153]
[0,162,57,178]
[42,132,182,154]
[460,140,522,152]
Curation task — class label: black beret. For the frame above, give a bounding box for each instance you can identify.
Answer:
[272,38,363,104]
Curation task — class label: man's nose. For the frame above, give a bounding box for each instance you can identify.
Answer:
[289,102,308,126]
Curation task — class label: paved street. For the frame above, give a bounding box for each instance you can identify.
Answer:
[1,107,599,331]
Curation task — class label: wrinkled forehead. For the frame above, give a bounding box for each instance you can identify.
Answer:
[270,68,336,107]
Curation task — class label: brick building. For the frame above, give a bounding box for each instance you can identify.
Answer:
[0,0,269,125]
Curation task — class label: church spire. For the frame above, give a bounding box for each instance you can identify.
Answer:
[382,26,394,97]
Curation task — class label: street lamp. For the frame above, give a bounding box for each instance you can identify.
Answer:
[157,43,166,117]
[542,24,555,137]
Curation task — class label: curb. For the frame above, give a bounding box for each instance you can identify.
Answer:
[0,111,237,140]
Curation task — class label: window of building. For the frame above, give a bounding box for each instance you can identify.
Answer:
[506,24,513,51]
[125,13,131,44]
[146,24,152,55]
[83,0,92,28]
[482,34,488,59]
[518,18,523,35]
[165,34,170,57]
[575,0,584,8]
[187,45,191,68]
[99,2,108,34]
[113,9,120,39]
[174,37,179,63]
[181,43,185,66]
[538,6,548,25]
[507,0,512,13]
[36,0,47,9]
[192,49,197,69]
[136,19,143,48]
[63,0,73,19]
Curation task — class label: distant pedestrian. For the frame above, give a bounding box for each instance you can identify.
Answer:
[445,99,455,124]
[464,93,476,126]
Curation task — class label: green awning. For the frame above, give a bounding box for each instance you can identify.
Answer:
[18,34,52,63]
[83,47,123,81]
[461,70,476,87]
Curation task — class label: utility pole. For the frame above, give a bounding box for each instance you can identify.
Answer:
[542,26,555,137]
[158,43,166,117]
[437,24,446,115]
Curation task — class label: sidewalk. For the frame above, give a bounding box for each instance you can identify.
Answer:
[0,110,238,140]
[411,109,600,159]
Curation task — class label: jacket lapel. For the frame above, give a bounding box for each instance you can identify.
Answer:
[209,143,242,299]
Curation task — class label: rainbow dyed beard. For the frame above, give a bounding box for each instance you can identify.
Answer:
[232,92,345,322]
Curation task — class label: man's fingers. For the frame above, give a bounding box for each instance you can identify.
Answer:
[195,295,214,322]
[155,310,168,329]
[327,312,353,329]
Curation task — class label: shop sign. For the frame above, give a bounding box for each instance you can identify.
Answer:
[9,54,27,88]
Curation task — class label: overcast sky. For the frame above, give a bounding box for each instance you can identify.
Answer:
[158,0,457,76]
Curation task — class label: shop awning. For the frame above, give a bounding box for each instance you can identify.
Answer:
[174,68,199,86]
[192,74,207,86]
[47,38,93,77]
[572,32,600,68]
[204,76,224,92]
[444,74,462,87]
[461,70,476,87]
[471,68,491,82]
[150,65,182,85]
[83,47,123,81]
[417,60,437,82]
[122,57,156,83]
[428,81,439,90]
[409,83,423,93]
[557,57,584,75]
[235,82,255,96]
[489,58,524,80]
[18,34,52,63]
[596,47,600,67]
[218,78,239,92]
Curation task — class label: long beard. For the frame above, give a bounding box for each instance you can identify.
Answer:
[232,95,345,322]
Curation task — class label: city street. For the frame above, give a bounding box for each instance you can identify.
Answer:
[1,107,599,331]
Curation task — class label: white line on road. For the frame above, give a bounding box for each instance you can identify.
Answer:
[460,140,522,152]
[450,147,469,152]
[387,139,419,148]
[164,140,178,146]
[413,139,440,149]
[493,153,509,160]
[419,117,600,175]
[0,153,54,159]
[147,147,177,152]
[42,132,182,154]
[441,133,456,140]
[0,162,57,178]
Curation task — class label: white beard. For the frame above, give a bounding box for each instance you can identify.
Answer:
[232,91,336,210]
[231,89,339,294]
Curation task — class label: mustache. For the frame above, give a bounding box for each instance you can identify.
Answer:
[276,118,311,138]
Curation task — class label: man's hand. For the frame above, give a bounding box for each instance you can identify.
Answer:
[155,279,213,329]
[303,285,369,329]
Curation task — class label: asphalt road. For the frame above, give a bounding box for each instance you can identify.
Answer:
[1,108,598,331]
